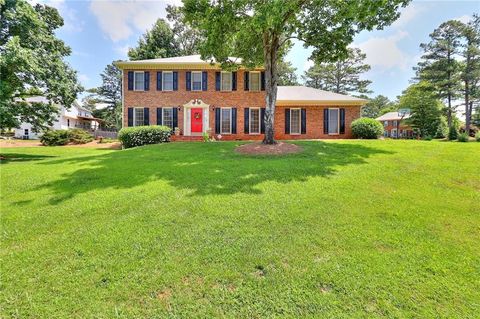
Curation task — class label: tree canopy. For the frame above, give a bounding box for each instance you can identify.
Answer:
[0,0,82,131]
[303,48,372,95]
[183,0,410,143]
[361,95,397,118]
[277,60,299,86]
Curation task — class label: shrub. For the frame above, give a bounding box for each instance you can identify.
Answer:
[422,135,432,141]
[69,129,93,144]
[476,132,480,142]
[118,125,171,148]
[434,117,448,139]
[41,130,70,146]
[351,118,384,139]
[448,126,458,140]
[457,133,469,142]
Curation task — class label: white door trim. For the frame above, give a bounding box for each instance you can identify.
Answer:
[183,99,210,136]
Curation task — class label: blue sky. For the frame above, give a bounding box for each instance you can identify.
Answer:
[36,0,479,101]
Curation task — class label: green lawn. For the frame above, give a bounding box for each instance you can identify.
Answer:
[1,140,479,318]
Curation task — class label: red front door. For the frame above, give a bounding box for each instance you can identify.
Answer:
[191,108,203,133]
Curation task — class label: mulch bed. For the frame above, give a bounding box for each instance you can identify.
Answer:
[235,142,303,155]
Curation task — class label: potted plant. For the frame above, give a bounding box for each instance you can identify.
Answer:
[174,127,181,136]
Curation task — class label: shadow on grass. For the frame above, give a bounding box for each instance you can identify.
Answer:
[37,141,394,203]
[0,153,55,164]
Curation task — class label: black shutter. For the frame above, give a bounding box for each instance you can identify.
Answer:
[260,108,266,133]
[244,108,250,134]
[232,108,237,134]
[244,71,249,91]
[144,72,150,91]
[157,72,162,91]
[202,71,208,91]
[156,108,162,125]
[173,71,178,91]
[323,109,329,134]
[215,108,221,134]
[128,71,133,90]
[301,108,307,134]
[143,107,149,125]
[215,72,221,91]
[186,71,191,91]
[173,107,178,129]
[127,107,133,126]
[261,71,265,91]
[340,108,345,134]
[232,72,237,91]
[285,108,290,134]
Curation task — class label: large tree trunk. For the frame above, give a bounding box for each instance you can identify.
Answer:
[262,33,279,145]
[465,81,471,135]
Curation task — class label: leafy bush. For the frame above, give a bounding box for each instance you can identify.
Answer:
[476,132,480,142]
[457,133,469,142]
[41,129,94,146]
[118,125,171,148]
[351,118,384,139]
[434,117,448,138]
[41,130,70,146]
[448,126,458,140]
[422,135,433,141]
[69,129,93,144]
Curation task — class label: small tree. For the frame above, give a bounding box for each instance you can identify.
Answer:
[361,95,397,118]
[277,60,299,86]
[303,48,372,95]
[183,0,410,144]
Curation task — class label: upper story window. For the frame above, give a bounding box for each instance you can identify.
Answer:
[393,120,398,126]
[192,71,202,91]
[134,71,145,91]
[384,121,388,127]
[328,108,339,134]
[290,108,301,135]
[221,72,232,91]
[249,108,260,134]
[163,71,173,91]
[220,108,232,134]
[134,107,144,126]
[249,72,261,92]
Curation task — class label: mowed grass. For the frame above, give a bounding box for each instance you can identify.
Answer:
[1,140,479,318]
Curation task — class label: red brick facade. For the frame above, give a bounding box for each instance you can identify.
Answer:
[122,69,361,140]
[380,120,414,138]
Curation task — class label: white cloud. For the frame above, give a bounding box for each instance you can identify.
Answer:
[303,59,314,72]
[454,15,472,24]
[353,31,410,71]
[89,0,179,42]
[78,74,89,86]
[115,45,131,58]
[391,3,426,28]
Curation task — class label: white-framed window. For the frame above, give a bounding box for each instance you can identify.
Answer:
[220,107,232,134]
[192,71,202,91]
[393,120,398,127]
[221,71,232,91]
[391,129,397,137]
[249,72,261,92]
[162,107,173,129]
[134,107,144,126]
[290,108,301,135]
[384,121,388,127]
[134,71,145,91]
[163,71,173,91]
[249,108,260,134]
[328,108,339,134]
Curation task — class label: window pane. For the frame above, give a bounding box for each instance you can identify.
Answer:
[250,108,260,134]
[221,72,232,91]
[192,72,202,91]
[134,72,144,90]
[290,109,300,134]
[328,109,339,134]
[134,108,144,126]
[163,72,173,91]
[250,73,260,91]
[221,108,231,134]
[163,108,173,129]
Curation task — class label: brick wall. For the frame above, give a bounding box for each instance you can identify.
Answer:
[123,69,361,140]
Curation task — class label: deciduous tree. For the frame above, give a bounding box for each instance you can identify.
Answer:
[0,0,82,131]
[361,95,397,118]
[277,60,299,86]
[166,5,202,56]
[183,0,410,144]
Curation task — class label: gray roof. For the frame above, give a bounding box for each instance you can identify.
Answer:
[276,86,367,106]
[376,111,411,121]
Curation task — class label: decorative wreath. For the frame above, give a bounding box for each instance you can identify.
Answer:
[194,112,201,119]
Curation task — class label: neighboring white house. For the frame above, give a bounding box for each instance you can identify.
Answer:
[14,96,101,139]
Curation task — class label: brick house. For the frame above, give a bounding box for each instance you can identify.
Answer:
[115,55,366,140]
[376,111,414,138]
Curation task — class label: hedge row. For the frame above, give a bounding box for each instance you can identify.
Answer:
[41,129,93,146]
[118,125,172,148]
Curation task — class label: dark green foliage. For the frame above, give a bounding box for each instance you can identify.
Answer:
[457,133,469,142]
[351,118,383,139]
[434,116,449,138]
[361,95,398,118]
[277,60,299,86]
[448,126,458,140]
[475,132,480,141]
[0,0,82,131]
[422,135,433,141]
[303,48,372,94]
[40,129,93,146]
[118,126,172,148]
